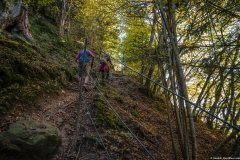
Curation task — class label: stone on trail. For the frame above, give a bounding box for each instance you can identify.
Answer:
[0,120,61,160]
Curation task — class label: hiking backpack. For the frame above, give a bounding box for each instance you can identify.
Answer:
[100,58,107,65]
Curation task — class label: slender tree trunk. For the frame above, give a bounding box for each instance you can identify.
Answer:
[156,22,178,158]
[207,67,231,128]
[207,84,223,128]
[209,129,239,159]
[157,0,197,159]
[159,15,186,159]
[143,4,157,91]
[144,63,155,93]
[193,66,216,114]
[140,54,145,84]
[221,47,239,134]
[220,69,234,132]
[160,64,178,160]
[229,134,240,157]
[152,78,161,95]
[196,77,218,117]
[60,0,67,36]
[233,102,240,126]
[67,0,72,40]
[160,11,185,159]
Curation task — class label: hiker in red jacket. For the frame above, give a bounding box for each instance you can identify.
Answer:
[98,54,112,81]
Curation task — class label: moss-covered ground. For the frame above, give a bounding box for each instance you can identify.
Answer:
[0,15,80,112]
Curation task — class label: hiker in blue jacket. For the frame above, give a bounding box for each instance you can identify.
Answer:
[75,49,94,91]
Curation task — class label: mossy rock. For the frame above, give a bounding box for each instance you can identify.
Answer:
[0,120,61,160]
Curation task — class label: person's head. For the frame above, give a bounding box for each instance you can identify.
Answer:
[104,54,109,58]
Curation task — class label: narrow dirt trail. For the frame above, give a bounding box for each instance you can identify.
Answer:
[0,79,106,160]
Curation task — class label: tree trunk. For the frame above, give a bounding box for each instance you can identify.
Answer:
[193,64,216,115]
[17,5,33,40]
[209,129,239,159]
[144,63,155,94]
[229,134,240,157]
[0,1,33,40]
[157,0,197,159]
[0,0,22,31]
[160,63,178,160]
[67,0,72,40]
[143,4,157,92]
[60,0,67,36]
[159,6,186,159]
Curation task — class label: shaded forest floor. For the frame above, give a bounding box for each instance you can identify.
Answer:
[0,71,233,160]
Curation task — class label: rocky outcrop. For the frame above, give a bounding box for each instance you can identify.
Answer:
[0,120,61,160]
[0,0,33,40]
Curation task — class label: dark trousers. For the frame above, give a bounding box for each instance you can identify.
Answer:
[100,70,109,80]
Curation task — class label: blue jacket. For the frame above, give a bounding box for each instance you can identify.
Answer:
[78,49,90,63]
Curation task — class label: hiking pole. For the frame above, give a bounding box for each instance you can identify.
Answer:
[76,37,88,136]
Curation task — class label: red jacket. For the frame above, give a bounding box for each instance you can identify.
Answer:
[99,63,108,72]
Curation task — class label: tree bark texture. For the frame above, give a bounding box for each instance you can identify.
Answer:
[0,0,33,40]
[0,0,22,31]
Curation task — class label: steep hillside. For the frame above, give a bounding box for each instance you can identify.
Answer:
[0,15,233,160]
[0,15,80,112]
[0,71,233,159]
[86,75,233,160]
